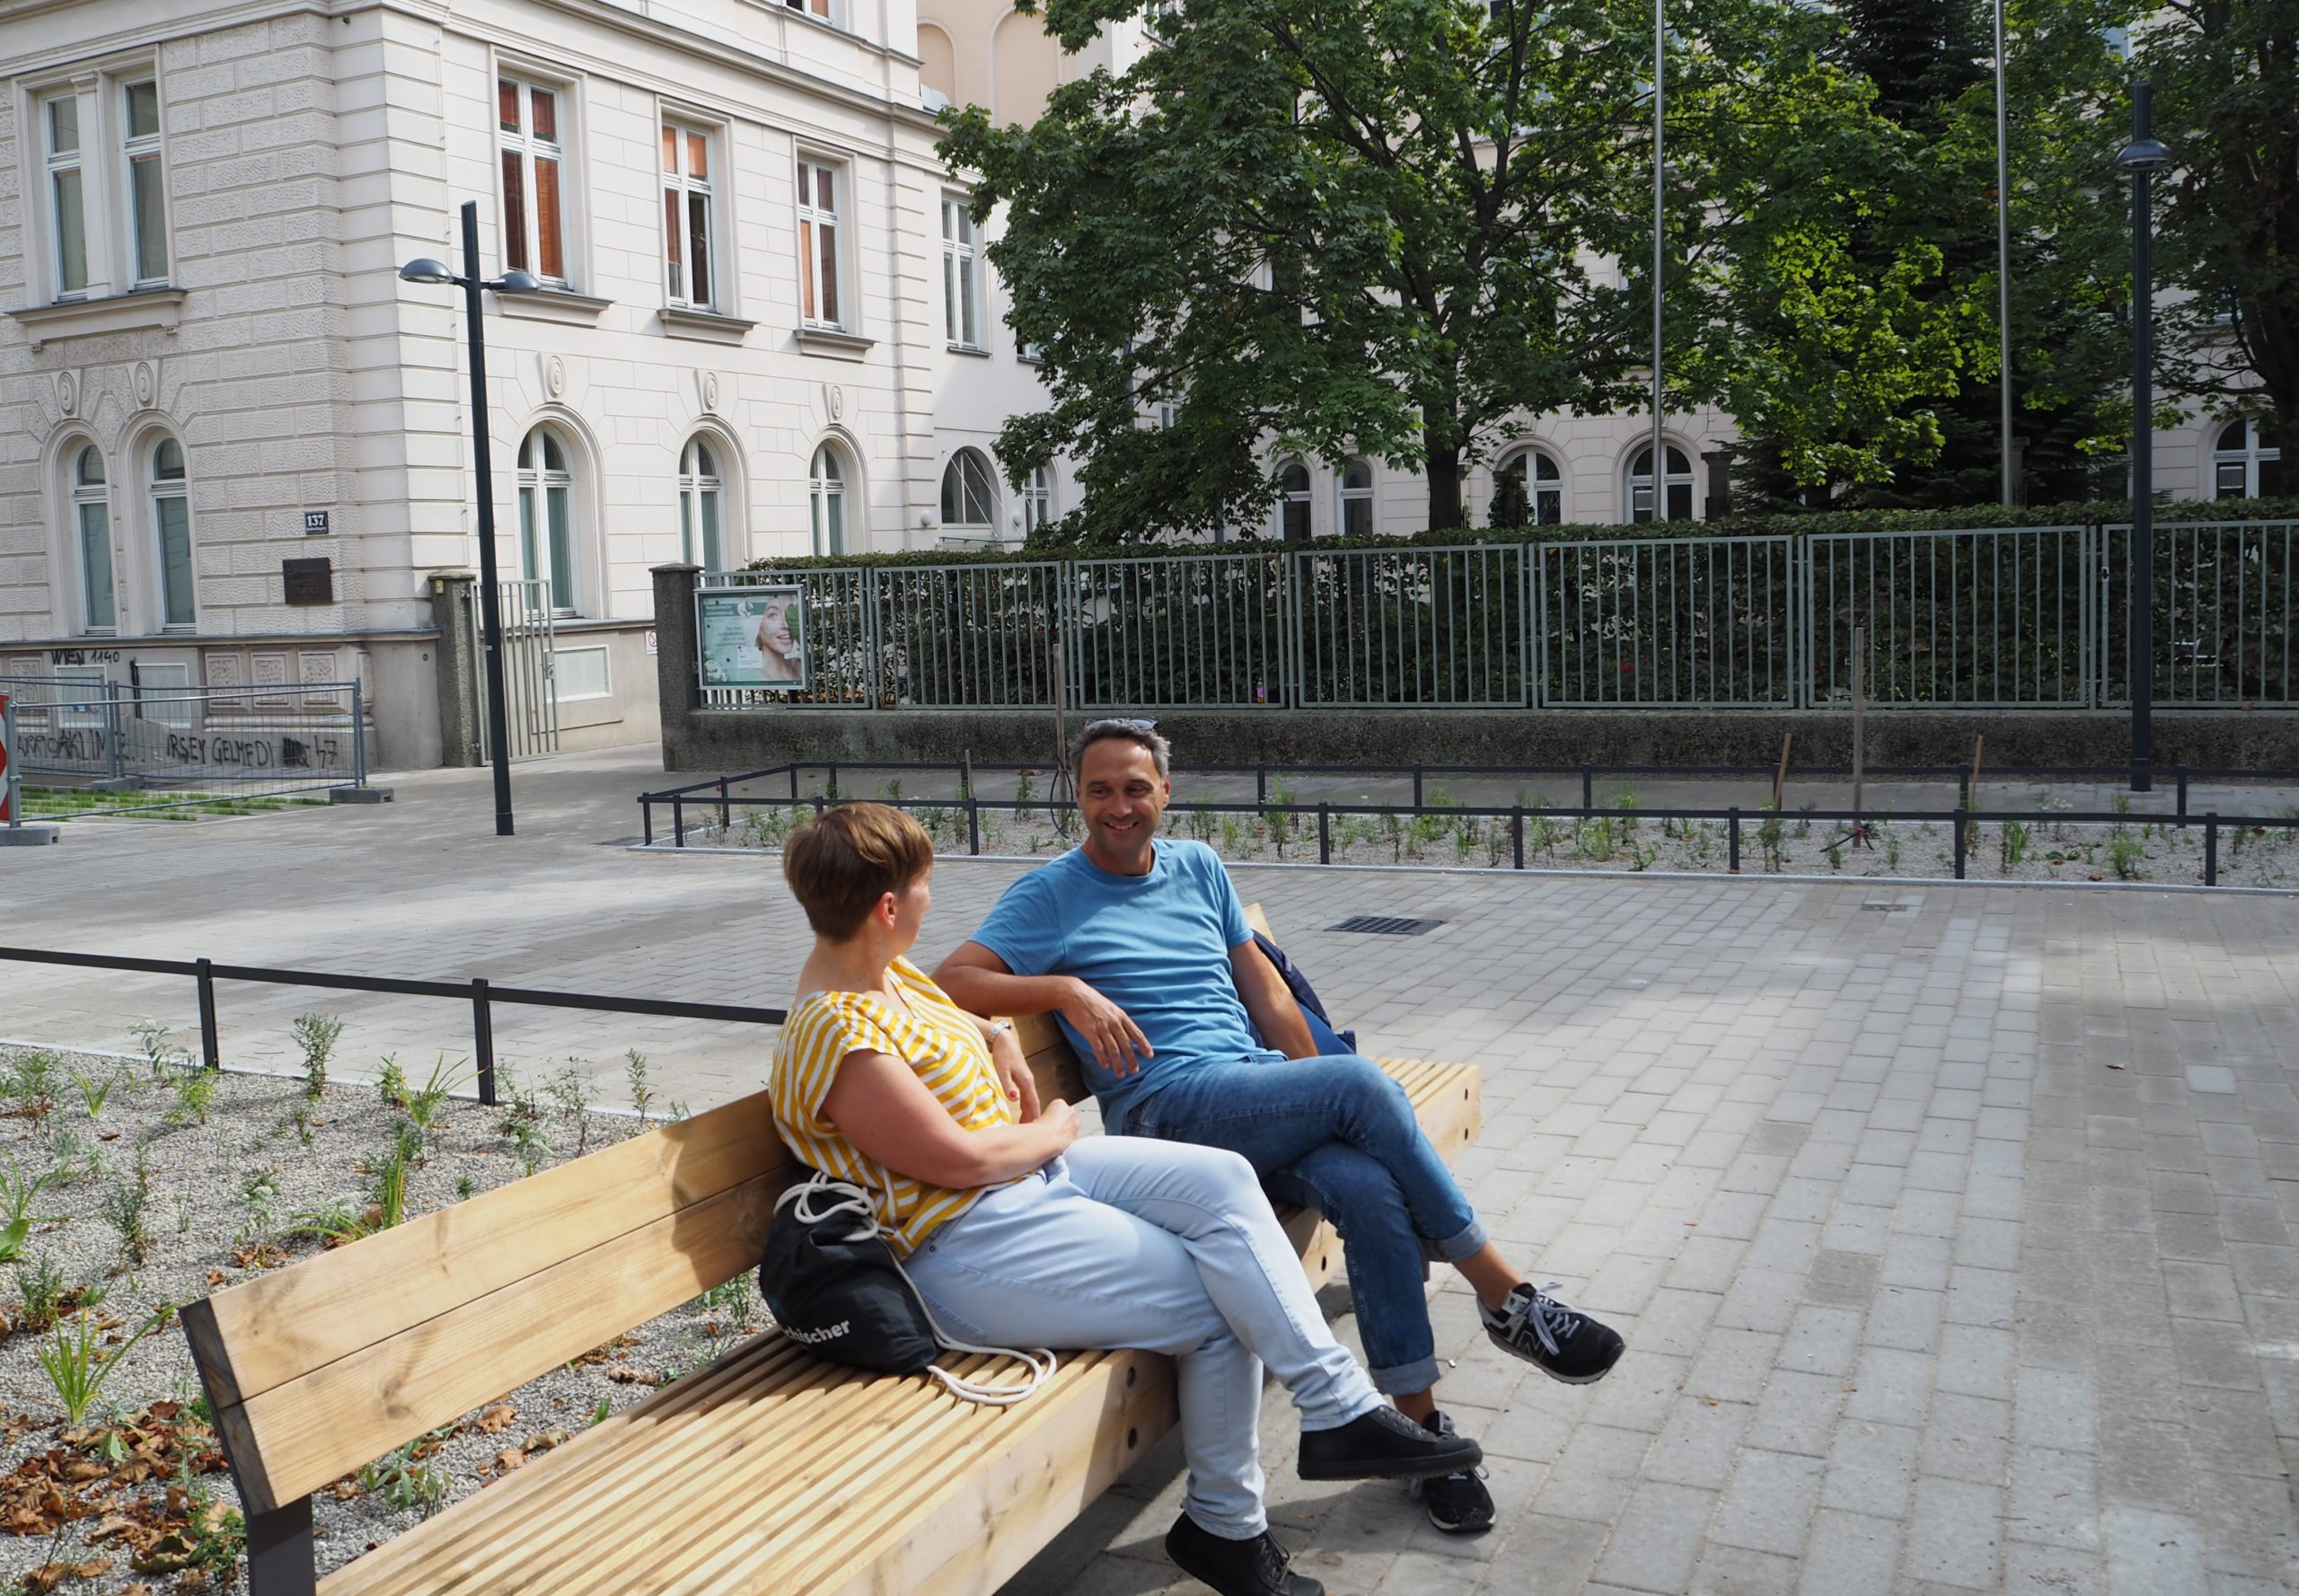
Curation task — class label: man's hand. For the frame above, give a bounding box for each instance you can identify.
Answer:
[1058,978,1155,1077]
[989,1026,1043,1122]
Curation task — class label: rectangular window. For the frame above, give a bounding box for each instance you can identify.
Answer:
[155,496,194,627]
[121,79,168,287]
[553,645,612,701]
[77,501,114,630]
[663,121,716,309]
[499,75,568,283]
[42,93,89,298]
[132,661,195,728]
[797,158,843,329]
[784,0,833,17]
[941,194,980,348]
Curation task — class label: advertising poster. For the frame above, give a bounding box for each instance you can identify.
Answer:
[698,586,807,691]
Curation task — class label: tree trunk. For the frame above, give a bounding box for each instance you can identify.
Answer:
[1423,421,1466,532]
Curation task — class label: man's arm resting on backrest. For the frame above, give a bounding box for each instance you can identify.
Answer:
[935,942,1156,1076]
[1230,939,1318,1060]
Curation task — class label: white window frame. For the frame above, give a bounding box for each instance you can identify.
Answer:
[1023,464,1055,533]
[70,443,115,633]
[132,660,195,728]
[1626,444,1695,524]
[679,436,727,569]
[517,427,583,615]
[941,450,997,531]
[809,444,847,557]
[119,76,169,290]
[1337,460,1374,539]
[942,193,982,349]
[1275,463,1311,542]
[1498,448,1565,525]
[40,90,90,302]
[662,119,718,311]
[552,645,612,701]
[2214,419,2283,500]
[147,435,195,630]
[784,0,836,21]
[796,155,847,331]
[498,71,572,287]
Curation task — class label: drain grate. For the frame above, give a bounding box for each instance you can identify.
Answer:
[1328,915,1445,937]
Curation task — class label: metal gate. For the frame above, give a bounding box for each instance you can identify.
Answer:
[474,580,560,760]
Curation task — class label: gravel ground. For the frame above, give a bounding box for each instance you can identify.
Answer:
[0,1042,767,1594]
[677,800,2299,889]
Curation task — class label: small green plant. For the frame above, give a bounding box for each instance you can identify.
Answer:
[695,1273,756,1319]
[69,1069,119,1120]
[165,1066,217,1127]
[391,1117,426,1170]
[292,1013,345,1098]
[101,1160,154,1268]
[238,1168,283,1242]
[0,1158,64,1232]
[1883,824,1903,870]
[358,1435,453,1518]
[548,1066,597,1154]
[13,1254,66,1333]
[373,1149,409,1231]
[1220,816,1242,854]
[455,1175,475,1201]
[128,1020,189,1078]
[2,1050,60,1126]
[587,1397,612,1427]
[877,776,903,802]
[288,1195,368,1248]
[1794,803,1815,839]
[286,1099,316,1148]
[1013,769,1036,822]
[626,1048,656,1129]
[406,1054,476,1141]
[38,1307,161,1425]
[2110,831,2145,881]
[48,1124,102,1185]
[2000,818,2030,870]
[1758,809,1786,873]
[510,1118,552,1177]
[376,1054,410,1111]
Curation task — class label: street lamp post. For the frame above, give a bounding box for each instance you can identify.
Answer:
[1651,0,1667,522]
[401,202,540,836]
[2118,84,2171,794]
[1995,0,2015,506]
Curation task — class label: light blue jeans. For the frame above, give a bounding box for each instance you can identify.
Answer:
[903,1136,1382,1539]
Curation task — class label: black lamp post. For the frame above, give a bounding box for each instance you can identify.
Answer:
[401,201,541,836]
[2118,84,2172,794]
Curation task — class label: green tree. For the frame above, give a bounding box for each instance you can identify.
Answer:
[2145,2,2299,463]
[943,0,1678,543]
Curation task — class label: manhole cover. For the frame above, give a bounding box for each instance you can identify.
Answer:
[1327,915,1444,937]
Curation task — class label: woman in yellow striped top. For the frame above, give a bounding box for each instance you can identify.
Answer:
[769,805,1477,1596]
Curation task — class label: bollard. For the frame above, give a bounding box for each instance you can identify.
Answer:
[1953,814,1967,879]
[673,796,685,848]
[1511,806,1524,870]
[471,978,498,1106]
[1318,803,1331,864]
[1582,763,1594,813]
[1728,807,1740,874]
[196,958,221,1071]
[967,796,981,855]
[2205,812,2218,886]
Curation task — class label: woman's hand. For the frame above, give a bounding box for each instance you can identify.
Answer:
[989,1027,1043,1122]
[1035,1097,1080,1156]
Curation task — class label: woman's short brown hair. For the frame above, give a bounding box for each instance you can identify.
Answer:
[782,802,934,939]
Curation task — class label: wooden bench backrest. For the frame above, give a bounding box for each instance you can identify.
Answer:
[181,1092,793,1515]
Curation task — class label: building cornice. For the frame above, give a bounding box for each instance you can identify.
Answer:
[5,289,188,351]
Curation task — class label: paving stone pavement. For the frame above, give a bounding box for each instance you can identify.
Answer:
[4,746,2298,1594]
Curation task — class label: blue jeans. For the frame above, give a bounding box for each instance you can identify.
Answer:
[903,1137,1381,1540]
[1122,1054,1488,1397]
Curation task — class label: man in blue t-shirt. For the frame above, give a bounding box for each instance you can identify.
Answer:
[937,721,1624,1539]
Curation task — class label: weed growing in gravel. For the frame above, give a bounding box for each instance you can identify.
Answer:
[2110,831,2146,881]
[69,1069,119,1121]
[238,1169,283,1242]
[1758,810,1786,873]
[2001,819,2031,870]
[13,1254,66,1332]
[2,1050,60,1129]
[48,1125,102,1186]
[407,1054,475,1142]
[510,1119,551,1177]
[284,1100,316,1148]
[0,1157,65,1231]
[39,1306,162,1424]
[293,1013,345,1098]
[164,1067,216,1128]
[455,1176,475,1201]
[626,1049,656,1129]
[128,1020,189,1078]
[548,1067,598,1153]
[102,1153,154,1267]
[288,1195,367,1248]
[376,1055,411,1112]
[358,1434,453,1518]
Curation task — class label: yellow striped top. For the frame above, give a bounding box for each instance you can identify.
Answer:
[770,956,1021,1256]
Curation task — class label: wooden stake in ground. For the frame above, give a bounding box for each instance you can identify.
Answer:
[1773,733,1793,812]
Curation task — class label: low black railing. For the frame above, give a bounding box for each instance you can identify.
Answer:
[0,948,788,1104]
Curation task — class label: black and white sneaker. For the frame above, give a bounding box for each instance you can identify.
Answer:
[1297,1403,1483,1481]
[1481,1282,1624,1384]
[1407,1411,1494,1535]
[1166,1512,1323,1596]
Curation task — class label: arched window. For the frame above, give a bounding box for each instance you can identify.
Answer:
[679,438,725,570]
[148,436,194,628]
[809,445,847,557]
[1626,444,1694,524]
[1023,464,1055,534]
[941,449,996,530]
[2215,419,2284,500]
[517,427,580,613]
[1494,449,1564,526]
[71,445,114,631]
[1275,463,1311,542]
[1337,460,1373,539]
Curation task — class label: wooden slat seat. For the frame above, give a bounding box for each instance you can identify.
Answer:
[182,909,1483,1596]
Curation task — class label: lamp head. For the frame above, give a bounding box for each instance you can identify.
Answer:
[493,269,544,295]
[398,258,458,286]
[2117,137,2172,172]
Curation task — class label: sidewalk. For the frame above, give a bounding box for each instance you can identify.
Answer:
[5,746,2295,1592]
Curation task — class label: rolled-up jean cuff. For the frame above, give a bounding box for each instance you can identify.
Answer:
[1436,1217,1487,1264]
[1369,1353,1443,1397]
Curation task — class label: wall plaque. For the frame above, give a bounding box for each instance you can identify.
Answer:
[303,510,330,534]
[283,557,334,606]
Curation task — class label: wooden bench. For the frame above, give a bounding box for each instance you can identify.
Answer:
[181,911,1483,1596]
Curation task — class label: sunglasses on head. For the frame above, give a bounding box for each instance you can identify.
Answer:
[1082,718,1158,734]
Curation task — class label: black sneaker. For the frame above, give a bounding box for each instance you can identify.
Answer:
[1297,1403,1484,1481]
[1407,1411,1495,1534]
[1481,1282,1625,1384]
[1165,1512,1323,1596]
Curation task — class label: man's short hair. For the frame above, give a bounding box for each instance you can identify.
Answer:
[782,801,934,939]
[1073,718,1171,779]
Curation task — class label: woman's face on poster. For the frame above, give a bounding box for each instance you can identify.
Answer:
[758,596,797,657]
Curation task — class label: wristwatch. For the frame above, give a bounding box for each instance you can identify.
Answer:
[987,1019,1014,1042]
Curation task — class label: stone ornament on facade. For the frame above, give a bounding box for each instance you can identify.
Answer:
[826,382,845,421]
[56,372,78,417]
[545,354,567,400]
[251,653,291,708]
[701,371,721,413]
[301,650,339,706]
[134,362,155,408]
[205,652,244,690]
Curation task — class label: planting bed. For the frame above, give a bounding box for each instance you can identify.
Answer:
[0,1038,764,1595]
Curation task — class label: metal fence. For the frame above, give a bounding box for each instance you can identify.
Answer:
[702,521,2299,712]
[0,676,366,810]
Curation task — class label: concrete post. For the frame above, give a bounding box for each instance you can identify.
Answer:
[428,570,483,767]
[653,563,703,771]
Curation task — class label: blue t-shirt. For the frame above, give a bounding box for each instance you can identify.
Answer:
[967,840,1280,1130]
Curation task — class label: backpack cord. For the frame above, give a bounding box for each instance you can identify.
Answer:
[776,1172,1058,1406]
